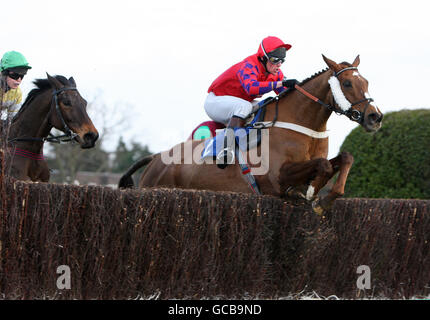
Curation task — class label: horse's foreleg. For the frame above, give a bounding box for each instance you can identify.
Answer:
[279,158,334,200]
[33,160,50,182]
[312,152,354,215]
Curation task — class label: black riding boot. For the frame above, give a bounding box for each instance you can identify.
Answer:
[216,116,246,169]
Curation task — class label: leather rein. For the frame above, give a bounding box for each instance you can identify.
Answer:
[255,66,374,133]
[297,66,374,124]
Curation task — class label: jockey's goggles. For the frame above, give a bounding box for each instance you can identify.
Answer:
[8,72,25,80]
[260,41,286,65]
[267,56,285,65]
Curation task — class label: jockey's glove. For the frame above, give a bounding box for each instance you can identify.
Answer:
[282,79,300,89]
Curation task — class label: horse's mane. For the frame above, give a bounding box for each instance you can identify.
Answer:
[278,68,329,100]
[276,61,355,102]
[13,75,71,121]
[24,75,70,106]
[300,68,330,85]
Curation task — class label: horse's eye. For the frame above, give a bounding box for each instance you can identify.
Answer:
[343,80,352,88]
[62,99,71,106]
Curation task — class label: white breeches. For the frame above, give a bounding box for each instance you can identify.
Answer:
[204,92,255,125]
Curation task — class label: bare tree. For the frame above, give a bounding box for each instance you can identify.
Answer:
[45,94,135,183]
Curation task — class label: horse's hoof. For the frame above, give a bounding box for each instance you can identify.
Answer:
[285,186,306,200]
[312,200,325,216]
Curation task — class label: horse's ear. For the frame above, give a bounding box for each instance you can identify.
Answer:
[68,77,76,87]
[322,54,342,73]
[352,55,360,67]
[46,73,63,90]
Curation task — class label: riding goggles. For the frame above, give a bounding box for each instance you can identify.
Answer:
[267,56,285,65]
[8,72,25,80]
[260,41,286,65]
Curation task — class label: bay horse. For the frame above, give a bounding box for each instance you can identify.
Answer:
[2,74,99,182]
[119,55,383,215]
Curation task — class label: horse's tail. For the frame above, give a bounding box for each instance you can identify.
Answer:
[118,154,157,189]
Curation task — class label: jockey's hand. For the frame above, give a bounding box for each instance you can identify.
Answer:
[282,79,299,89]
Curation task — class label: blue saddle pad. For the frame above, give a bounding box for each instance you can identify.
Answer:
[200,100,269,160]
[201,127,258,159]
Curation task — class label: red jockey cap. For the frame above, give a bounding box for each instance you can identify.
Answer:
[257,36,292,58]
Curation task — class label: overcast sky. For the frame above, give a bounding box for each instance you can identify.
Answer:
[4,0,430,158]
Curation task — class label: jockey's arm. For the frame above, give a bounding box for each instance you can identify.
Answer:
[237,62,285,97]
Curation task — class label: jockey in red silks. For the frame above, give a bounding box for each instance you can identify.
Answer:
[205,36,299,168]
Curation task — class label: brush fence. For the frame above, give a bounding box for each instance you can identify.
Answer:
[0,178,428,299]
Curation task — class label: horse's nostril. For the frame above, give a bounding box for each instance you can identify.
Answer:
[84,132,98,143]
[368,113,382,124]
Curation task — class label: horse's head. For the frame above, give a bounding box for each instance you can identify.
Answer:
[322,55,383,132]
[47,74,99,148]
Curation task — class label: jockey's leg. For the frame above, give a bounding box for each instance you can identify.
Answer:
[216,116,245,169]
[204,92,253,125]
[203,93,252,169]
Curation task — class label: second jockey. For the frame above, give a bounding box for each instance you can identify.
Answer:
[0,51,32,120]
[204,36,299,168]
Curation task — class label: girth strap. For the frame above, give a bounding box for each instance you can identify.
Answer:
[253,121,329,139]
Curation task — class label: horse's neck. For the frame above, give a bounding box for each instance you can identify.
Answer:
[266,71,333,132]
[10,92,52,152]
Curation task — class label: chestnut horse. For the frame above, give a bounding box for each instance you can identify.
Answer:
[119,55,383,214]
[3,74,99,182]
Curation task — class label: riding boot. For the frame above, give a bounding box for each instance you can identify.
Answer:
[216,116,246,169]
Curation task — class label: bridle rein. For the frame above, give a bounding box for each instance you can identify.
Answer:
[51,86,79,142]
[253,66,374,136]
[298,66,374,124]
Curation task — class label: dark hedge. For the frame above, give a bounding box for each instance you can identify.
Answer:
[340,109,430,199]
